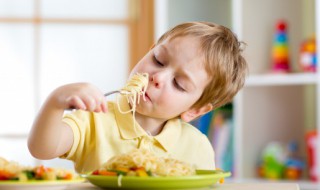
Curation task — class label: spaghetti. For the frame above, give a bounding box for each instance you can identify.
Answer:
[92,149,196,177]
[116,73,149,134]
[117,72,149,114]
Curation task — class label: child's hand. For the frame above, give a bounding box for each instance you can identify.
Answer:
[50,83,108,113]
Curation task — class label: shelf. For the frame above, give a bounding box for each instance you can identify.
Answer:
[245,73,318,87]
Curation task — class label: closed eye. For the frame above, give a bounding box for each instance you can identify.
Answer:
[153,55,164,66]
[174,79,185,91]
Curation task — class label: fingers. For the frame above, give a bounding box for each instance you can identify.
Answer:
[66,96,87,110]
[100,99,108,113]
[53,83,109,113]
[66,96,107,113]
[66,95,107,113]
[91,96,108,113]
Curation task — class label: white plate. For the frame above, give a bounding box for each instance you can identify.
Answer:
[0,179,85,190]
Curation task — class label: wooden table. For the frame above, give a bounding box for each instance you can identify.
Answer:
[64,182,300,190]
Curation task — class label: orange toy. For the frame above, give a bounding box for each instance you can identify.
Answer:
[300,36,317,72]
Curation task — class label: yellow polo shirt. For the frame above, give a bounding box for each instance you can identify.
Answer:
[61,97,215,173]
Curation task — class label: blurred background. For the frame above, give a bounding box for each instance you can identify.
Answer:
[0,0,230,168]
[1,0,319,189]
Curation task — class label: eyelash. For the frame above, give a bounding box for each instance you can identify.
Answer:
[174,79,185,91]
[154,56,164,67]
[153,55,185,92]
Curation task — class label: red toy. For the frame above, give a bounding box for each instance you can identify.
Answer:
[306,131,318,181]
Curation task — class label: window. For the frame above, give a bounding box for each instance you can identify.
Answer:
[0,0,154,167]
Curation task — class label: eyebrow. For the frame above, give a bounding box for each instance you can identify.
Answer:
[157,44,168,55]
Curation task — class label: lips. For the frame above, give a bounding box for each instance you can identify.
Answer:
[144,92,151,102]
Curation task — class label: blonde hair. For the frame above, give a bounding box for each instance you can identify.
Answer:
[156,22,248,109]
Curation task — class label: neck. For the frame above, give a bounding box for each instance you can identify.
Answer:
[134,112,167,136]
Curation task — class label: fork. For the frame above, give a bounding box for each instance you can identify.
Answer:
[103,90,130,97]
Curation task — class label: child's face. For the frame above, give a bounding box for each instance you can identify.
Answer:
[130,36,210,120]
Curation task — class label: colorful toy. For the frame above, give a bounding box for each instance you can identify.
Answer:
[283,141,304,180]
[272,20,290,73]
[258,142,286,179]
[257,141,304,180]
[299,36,317,72]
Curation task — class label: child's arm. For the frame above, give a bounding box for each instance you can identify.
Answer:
[28,83,107,160]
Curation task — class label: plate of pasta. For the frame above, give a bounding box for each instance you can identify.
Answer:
[0,157,84,190]
[83,149,231,189]
[85,169,230,189]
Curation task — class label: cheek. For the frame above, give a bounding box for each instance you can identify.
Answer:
[158,91,191,110]
[155,91,176,110]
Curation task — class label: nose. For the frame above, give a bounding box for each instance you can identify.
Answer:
[150,72,166,89]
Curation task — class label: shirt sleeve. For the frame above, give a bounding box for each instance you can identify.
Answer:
[59,110,89,161]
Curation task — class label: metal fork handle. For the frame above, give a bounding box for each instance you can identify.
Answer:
[103,90,120,97]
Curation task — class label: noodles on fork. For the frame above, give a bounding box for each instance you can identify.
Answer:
[117,73,149,114]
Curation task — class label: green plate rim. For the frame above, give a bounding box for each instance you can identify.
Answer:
[83,169,231,189]
[84,169,231,179]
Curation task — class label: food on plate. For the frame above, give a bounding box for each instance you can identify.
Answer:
[88,150,229,187]
[0,157,77,181]
[91,149,196,177]
[0,157,20,180]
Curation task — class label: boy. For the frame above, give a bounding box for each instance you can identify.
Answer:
[28,21,247,173]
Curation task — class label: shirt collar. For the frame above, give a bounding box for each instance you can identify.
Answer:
[113,96,181,152]
[154,119,181,152]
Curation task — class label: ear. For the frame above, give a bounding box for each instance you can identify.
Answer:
[180,103,213,122]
